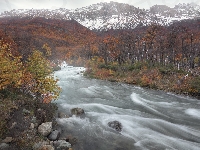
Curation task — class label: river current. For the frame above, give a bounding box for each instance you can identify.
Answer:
[54,65,200,150]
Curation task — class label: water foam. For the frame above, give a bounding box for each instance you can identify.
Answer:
[185,108,200,119]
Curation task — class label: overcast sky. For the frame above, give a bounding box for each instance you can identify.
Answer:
[0,0,199,13]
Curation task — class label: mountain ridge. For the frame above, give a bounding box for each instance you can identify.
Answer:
[0,2,200,30]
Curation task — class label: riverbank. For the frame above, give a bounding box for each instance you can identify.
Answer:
[0,90,58,149]
[84,60,200,99]
[0,84,80,149]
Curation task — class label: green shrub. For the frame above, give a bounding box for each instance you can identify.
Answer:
[98,63,118,71]
[159,67,172,75]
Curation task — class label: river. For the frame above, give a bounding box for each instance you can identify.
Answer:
[54,65,200,150]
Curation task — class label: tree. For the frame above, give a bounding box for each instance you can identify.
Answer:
[0,40,22,90]
[24,50,61,103]
[144,24,162,65]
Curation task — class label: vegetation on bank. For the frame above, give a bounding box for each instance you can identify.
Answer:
[0,89,57,149]
[0,38,61,102]
[0,37,61,147]
[84,57,200,98]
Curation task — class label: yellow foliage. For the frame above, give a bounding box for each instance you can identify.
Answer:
[25,50,61,102]
[27,50,52,79]
[0,38,61,103]
[0,41,23,90]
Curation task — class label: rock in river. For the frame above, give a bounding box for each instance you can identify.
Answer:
[108,121,122,132]
[70,108,85,117]
[58,112,69,118]
[48,130,60,141]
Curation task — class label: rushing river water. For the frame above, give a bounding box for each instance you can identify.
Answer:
[54,65,200,150]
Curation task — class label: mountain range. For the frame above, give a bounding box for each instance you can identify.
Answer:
[0,2,200,31]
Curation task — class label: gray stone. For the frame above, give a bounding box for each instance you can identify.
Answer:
[0,143,9,149]
[30,123,35,129]
[56,140,71,149]
[70,108,85,117]
[2,137,12,143]
[48,130,60,141]
[32,116,37,123]
[108,121,122,132]
[58,112,69,118]
[38,122,52,137]
[53,141,60,148]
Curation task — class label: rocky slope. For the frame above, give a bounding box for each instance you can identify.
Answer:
[0,2,200,30]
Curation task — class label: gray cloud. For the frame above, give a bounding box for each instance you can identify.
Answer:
[0,0,199,13]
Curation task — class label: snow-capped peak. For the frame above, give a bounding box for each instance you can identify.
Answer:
[0,2,200,31]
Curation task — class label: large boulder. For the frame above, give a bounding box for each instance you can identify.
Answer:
[38,122,52,137]
[70,108,85,117]
[108,121,122,132]
[48,130,60,141]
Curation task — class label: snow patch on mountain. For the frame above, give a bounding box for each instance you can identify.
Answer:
[0,2,200,30]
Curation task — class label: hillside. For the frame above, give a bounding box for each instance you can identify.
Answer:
[0,2,200,30]
[0,17,96,61]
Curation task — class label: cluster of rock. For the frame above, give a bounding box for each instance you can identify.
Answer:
[0,107,123,150]
[0,108,81,150]
[33,122,75,150]
[32,107,85,150]
[31,107,86,150]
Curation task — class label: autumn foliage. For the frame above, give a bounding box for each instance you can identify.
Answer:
[0,40,22,90]
[1,16,200,98]
[0,37,61,103]
[24,50,61,103]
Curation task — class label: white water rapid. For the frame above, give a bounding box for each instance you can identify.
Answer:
[54,65,200,150]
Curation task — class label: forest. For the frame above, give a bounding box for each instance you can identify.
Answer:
[0,17,200,97]
[1,17,200,67]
